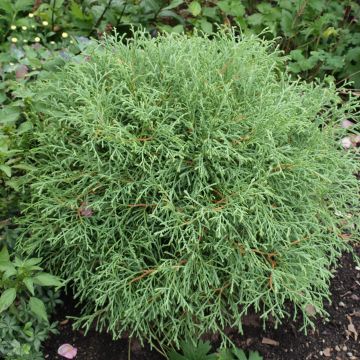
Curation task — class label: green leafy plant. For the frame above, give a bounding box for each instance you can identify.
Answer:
[18,29,359,347]
[0,246,63,359]
[218,347,262,360]
[168,340,263,360]
[169,340,217,360]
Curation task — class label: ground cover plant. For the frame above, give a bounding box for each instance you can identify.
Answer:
[168,340,263,359]
[0,246,62,359]
[17,29,360,350]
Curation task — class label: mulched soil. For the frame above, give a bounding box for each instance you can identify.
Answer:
[44,245,360,360]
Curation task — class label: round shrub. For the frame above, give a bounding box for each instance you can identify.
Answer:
[19,30,359,345]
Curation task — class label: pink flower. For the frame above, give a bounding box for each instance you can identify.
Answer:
[341,137,352,149]
[58,344,77,359]
[341,135,360,149]
[79,202,93,217]
[15,64,28,79]
[341,119,354,128]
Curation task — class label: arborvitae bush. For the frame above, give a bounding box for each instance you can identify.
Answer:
[19,30,359,346]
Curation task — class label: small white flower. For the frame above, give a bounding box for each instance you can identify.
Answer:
[70,40,74,44]
[34,37,41,42]
[23,39,28,43]
[62,32,69,38]
[11,37,18,43]
[42,21,48,26]
[28,13,34,18]
[31,25,36,29]
[50,41,55,44]
[9,62,14,66]
[22,26,27,30]
[11,25,17,30]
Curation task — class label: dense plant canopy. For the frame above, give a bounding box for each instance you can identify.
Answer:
[18,30,359,346]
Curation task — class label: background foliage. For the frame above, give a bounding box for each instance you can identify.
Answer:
[0,246,62,359]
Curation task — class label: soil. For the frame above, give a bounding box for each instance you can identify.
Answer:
[44,245,360,360]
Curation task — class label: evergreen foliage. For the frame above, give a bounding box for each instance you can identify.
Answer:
[18,30,359,346]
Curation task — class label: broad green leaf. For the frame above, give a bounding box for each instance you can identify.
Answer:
[203,6,218,19]
[142,0,162,12]
[33,272,63,287]
[278,0,293,10]
[168,351,186,360]
[280,9,294,36]
[163,0,184,10]
[257,2,273,14]
[3,266,17,279]
[0,246,10,263]
[0,107,21,125]
[71,0,86,19]
[200,19,213,34]
[159,9,185,24]
[14,0,33,11]
[23,257,42,267]
[0,0,13,13]
[0,165,12,178]
[325,55,344,70]
[217,0,245,17]
[309,0,325,12]
[0,93,6,104]
[169,24,185,33]
[218,348,235,360]
[247,13,263,26]
[17,121,33,135]
[23,277,35,296]
[0,288,16,313]
[232,348,248,360]
[183,340,216,359]
[188,1,201,16]
[289,49,304,62]
[53,0,65,9]
[248,351,263,360]
[0,261,16,274]
[29,297,48,322]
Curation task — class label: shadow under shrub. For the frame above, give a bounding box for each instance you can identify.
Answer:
[18,30,359,346]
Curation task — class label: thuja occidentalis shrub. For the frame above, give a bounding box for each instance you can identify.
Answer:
[18,29,359,347]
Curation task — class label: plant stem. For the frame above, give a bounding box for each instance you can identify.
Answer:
[51,0,56,31]
[88,0,114,37]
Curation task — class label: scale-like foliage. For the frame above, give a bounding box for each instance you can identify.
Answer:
[18,30,359,346]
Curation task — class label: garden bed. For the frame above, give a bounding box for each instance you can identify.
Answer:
[44,245,360,360]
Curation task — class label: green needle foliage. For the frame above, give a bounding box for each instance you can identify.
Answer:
[18,29,359,346]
